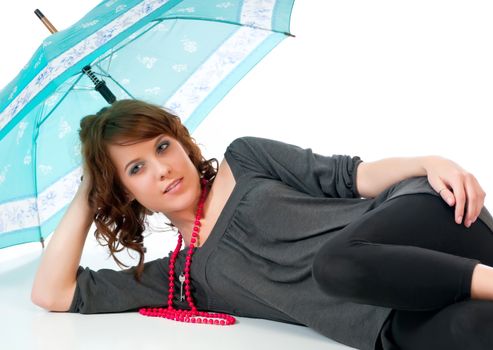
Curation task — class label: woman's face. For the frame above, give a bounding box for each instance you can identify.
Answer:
[107,134,201,215]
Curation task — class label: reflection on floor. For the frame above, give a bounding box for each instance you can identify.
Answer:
[1,224,356,350]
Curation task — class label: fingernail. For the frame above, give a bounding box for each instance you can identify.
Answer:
[458,216,463,224]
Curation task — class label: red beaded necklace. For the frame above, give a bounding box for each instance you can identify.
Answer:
[139,177,236,326]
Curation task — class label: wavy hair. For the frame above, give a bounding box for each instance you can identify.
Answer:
[78,99,218,282]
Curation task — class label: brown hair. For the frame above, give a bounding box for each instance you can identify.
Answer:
[78,99,218,282]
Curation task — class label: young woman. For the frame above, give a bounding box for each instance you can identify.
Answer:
[31,99,493,350]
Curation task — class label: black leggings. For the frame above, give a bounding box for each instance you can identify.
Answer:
[312,193,493,350]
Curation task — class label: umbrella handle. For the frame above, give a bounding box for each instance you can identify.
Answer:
[34,9,58,34]
[82,66,117,104]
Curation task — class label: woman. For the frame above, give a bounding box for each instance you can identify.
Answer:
[31,99,493,350]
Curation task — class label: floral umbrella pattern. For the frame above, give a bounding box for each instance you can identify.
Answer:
[0,0,295,248]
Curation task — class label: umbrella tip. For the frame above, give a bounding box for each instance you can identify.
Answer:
[34,9,43,19]
[34,9,58,34]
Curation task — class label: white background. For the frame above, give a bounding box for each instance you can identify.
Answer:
[1,0,492,267]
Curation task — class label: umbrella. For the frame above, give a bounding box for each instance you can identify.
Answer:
[0,0,295,249]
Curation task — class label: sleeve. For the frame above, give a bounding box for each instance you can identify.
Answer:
[224,136,363,198]
[67,257,170,314]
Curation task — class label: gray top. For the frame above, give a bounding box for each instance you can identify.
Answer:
[68,136,493,350]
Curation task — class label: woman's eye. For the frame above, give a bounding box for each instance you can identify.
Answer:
[129,164,142,175]
[157,142,169,153]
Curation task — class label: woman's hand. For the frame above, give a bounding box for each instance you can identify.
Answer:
[423,156,486,228]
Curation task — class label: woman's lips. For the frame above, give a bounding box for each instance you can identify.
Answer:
[165,178,182,194]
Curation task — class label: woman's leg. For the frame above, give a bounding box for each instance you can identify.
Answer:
[312,193,493,310]
[379,300,493,350]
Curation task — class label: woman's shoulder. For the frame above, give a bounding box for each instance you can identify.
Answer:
[226,136,277,149]
[225,136,292,164]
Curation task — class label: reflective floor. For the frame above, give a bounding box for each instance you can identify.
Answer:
[1,226,355,350]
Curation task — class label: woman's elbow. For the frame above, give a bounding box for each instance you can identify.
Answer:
[31,283,75,312]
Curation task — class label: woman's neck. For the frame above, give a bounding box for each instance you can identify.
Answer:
[168,185,214,247]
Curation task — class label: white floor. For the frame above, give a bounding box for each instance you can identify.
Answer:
[1,221,356,350]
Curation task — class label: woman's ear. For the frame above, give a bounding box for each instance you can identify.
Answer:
[124,191,135,202]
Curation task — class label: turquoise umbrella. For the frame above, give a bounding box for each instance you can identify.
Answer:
[0,0,295,249]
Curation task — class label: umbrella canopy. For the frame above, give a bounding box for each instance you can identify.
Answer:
[0,0,295,249]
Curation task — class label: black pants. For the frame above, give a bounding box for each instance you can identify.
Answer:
[312,193,493,350]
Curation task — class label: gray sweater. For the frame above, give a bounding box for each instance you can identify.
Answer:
[68,136,493,350]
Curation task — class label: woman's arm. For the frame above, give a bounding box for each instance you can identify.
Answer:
[356,156,429,199]
[31,173,94,311]
[357,155,486,228]
[225,136,362,198]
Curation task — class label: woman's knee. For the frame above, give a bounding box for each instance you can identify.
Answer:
[392,300,493,349]
[312,237,371,300]
[444,300,493,348]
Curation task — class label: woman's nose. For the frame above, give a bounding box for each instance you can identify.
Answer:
[160,165,170,180]
[156,161,171,180]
